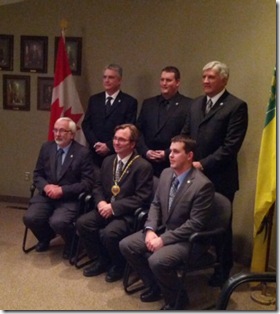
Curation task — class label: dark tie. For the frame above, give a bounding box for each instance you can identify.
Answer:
[115,160,123,182]
[56,148,64,179]
[205,99,213,114]
[105,96,113,115]
[164,100,171,111]
[168,177,179,211]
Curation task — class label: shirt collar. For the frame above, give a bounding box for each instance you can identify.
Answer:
[106,90,120,102]
[117,152,133,166]
[207,89,225,105]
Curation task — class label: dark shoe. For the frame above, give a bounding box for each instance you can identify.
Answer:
[161,289,187,310]
[35,241,50,252]
[140,286,162,302]
[105,265,124,282]
[83,261,107,277]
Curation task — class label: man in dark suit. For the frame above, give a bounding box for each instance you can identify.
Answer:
[136,66,192,177]
[76,124,154,283]
[120,135,215,310]
[82,64,138,167]
[23,117,95,259]
[181,60,248,285]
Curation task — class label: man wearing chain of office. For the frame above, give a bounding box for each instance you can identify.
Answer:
[76,123,154,283]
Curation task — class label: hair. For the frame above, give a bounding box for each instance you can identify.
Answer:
[161,66,181,80]
[114,123,140,143]
[203,61,229,80]
[56,117,77,133]
[104,64,123,78]
[171,135,196,154]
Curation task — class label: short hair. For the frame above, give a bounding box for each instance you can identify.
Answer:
[104,64,123,78]
[171,135,196,154]
[203,61,229,80]
[56,117,77,133]
[161,66,181,80]
[114,123,140,143]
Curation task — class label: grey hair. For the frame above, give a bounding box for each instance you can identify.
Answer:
[203,61,229,80]
[104,64,123,78]
[56,117,77,133]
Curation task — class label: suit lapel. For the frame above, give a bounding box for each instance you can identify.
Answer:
[57,142,75,180]
[201,91,228,123]
[105,92,123,117]
[51,143,58,181]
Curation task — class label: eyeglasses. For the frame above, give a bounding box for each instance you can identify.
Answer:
[53,128,71,134]
[113,136,130,143]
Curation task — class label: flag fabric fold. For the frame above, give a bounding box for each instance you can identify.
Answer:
[48,32,86,145]
[250,67,276,272]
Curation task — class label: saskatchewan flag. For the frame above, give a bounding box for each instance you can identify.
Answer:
[250,67,276,272]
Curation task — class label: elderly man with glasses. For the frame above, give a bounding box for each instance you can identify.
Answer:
[23,117,95,259]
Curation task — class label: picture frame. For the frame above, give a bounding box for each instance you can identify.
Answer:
[20,35,48,73]
[37,76,53,111]
[3,74,30,111]
[55,36,82,75]
[0,34,13,71]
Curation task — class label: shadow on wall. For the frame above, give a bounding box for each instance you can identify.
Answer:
[233,234,252,267]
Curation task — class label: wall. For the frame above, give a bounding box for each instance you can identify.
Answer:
[0,0,276,267]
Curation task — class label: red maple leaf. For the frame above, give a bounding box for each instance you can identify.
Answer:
[64,107,83,130]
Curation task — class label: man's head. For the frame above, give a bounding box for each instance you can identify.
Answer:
[169,135,196,175]
[160,66,181,99]
[53,117,76,148]
[113,124,139,159]
[103,64,122,95]
[202,61,229,98]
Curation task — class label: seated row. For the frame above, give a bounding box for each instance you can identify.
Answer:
[23,119,216,310]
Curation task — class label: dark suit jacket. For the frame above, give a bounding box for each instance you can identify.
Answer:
[136,92,192,176]
[93,151,154,224]
[31,140,95,203]
[181,90,248,197]
[145,167,215,245]
[82,91,137,165]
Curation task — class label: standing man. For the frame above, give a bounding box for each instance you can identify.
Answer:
[120,135,215,310]
[76,124,154,283]
[181,60,248,285]
[82,64,138,167]
[23,117,95,259]
[136,66,192,177]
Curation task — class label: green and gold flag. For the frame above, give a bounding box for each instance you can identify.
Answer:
[251,67,276,272]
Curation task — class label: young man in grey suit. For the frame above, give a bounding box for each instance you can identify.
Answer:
[23,117,95,259]
[76,124,154,283]
[120,135,215,310]
[82,64,138,167]
[136,66,192,177]
[181,61,248,286]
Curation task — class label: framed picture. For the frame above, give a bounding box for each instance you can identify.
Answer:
[0,34,13,71]
[55,36,82,75]
[20,36,48,73]
[3,75,30,111]
[37,77,53,111]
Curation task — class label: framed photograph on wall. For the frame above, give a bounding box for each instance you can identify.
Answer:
[20,35,48,73]
[0,34,13,71]
[37,76,53,111]
[55,36,82,75]
[3,74,30,111]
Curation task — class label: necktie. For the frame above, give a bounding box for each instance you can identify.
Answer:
[205,99,213,114]
[105,96,113,115]
[56,148,64,179]
[115,160,123,182]
[164,100,171,111]
[168,177,179,211]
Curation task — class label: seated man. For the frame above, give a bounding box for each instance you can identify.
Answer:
[76,124,154,283]
[119,135,215,310]
[23,117,95,259]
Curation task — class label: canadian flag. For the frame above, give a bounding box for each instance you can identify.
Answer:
[48,31,86,145]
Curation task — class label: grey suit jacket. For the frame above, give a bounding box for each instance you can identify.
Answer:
[144,167,214,245]
[32,140,95,202]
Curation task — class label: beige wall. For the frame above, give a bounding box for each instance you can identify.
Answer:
[0,0,276,266]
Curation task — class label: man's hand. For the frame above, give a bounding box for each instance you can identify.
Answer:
[94,142,110,156]
[44,184,63,199]
[97,201,113,219]
[145,230,164,252]
[192,161,204,171]
[146,150,165,162]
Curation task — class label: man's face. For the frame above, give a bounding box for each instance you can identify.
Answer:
[113,128,135,159]
[160,71,180,99]
[103,69,122,94]
[169,141,192,172]
[202,68,227,97]
[53,120,74,148]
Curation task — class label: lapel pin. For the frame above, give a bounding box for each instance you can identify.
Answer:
[187,180,191,184]
[220,103,224,106]
[70,155,73,158]
[175,102,179,106]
